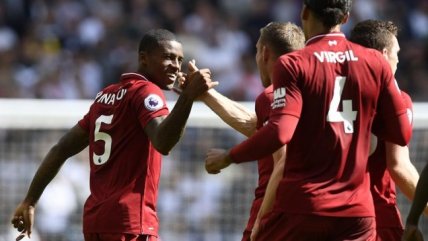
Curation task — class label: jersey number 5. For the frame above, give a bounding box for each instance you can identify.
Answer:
[327,76,357,133]
[93,115,113,165]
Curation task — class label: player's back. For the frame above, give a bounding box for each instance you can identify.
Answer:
[275,33,400,217]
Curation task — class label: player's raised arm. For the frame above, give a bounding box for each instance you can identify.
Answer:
[199,88,257,137]
[145,60,218,155]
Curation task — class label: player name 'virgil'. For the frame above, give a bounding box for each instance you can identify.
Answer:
[314,50,358,63]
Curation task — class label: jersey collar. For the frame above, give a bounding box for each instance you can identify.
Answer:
[306,32,346,45]
[120,73,148,83]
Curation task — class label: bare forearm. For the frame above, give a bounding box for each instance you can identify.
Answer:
[389,163,419,201]
[25,125,88,205]
[155,93,194,154]
[257,163,283,219]
[389,164,428,215]
[385,143,428,214]
[256,147,286,220]
[230,115,298,163]
[200,89,256,137]
[24,146,67,205]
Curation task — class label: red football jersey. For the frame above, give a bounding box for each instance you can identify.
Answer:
[78,73,169,236]
[244,86,274,232]
[230,33,411,217]
[369,91,413,228]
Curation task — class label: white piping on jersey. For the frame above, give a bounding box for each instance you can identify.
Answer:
[306,32,346,45]
[121,72,149,81]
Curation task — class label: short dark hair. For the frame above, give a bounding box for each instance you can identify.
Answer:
[259,22,305,57]
[304,0,352,27]
[350,20,398,51]
[138,29,178,53]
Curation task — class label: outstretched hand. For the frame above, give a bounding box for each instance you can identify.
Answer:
[205,148,232,174]
[11,202,35,241]
[179,60,218,99]
[172,60,197,94]
[188,59,198,73]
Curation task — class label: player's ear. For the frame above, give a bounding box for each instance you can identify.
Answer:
[262,45,270,63]
[341,13,350,24]
[382,48,389,60]
[301,4,310,21]
[139,51,148,66]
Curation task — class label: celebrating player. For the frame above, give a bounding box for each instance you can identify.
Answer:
[205,0,412,240]
[11,29,217,241]
[200,22,305,241]
[350,19,428,241]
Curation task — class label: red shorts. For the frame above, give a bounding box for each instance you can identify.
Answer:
[84,233,158,241]
[376,227,403,241]
[256,211,376,241]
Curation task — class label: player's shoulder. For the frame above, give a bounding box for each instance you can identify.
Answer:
[255,85,273,104]
[350,42,394,77]
[278,48,307,61]
[263,85,274,95]
[348,41,386,63]
[275,50,307,75]
[259,85,274,97]
[118,72,155,88]
[93,73,164,106]
[127,77,160,92]
[122,76,165,104]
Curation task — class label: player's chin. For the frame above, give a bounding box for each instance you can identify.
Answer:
[167,75,177,83]
[161,77,175,90]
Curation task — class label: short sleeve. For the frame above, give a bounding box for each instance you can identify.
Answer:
[271,54,303,119]
[376,77,407,123]
[78,112,90,131]
[401,91,413,127]
[132,83,169,128]
[255,87,273,129]
[372,66,410,144]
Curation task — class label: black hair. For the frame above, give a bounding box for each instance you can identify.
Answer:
[138,29,178,53]
[304,0,352,27]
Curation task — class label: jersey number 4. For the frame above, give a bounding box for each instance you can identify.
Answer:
[327,76,357,133]
[93,115,113,165]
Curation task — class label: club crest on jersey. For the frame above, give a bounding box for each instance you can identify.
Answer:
[328,40,337,46]
[272,87,286,109]
[144,94,163,111]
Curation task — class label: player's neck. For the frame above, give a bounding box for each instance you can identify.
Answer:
[306,24,342,40]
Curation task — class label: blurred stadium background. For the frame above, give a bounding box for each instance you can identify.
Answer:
[0,100,428,241]
[0,0,427,240]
